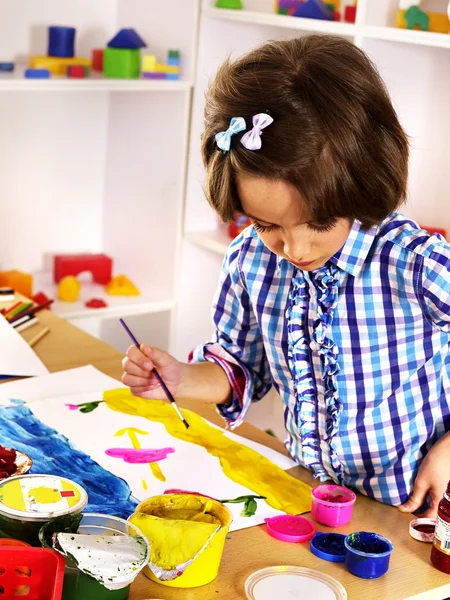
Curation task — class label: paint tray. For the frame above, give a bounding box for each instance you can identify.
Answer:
[0,547,65,599]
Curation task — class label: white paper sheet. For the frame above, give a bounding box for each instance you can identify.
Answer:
[0,314,49,377]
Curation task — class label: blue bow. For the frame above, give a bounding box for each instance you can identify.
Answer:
[215,117,247,152]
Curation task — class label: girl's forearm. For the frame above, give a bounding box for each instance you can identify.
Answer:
[178,361,232,405]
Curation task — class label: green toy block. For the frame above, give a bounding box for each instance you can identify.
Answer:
[103,47,140,79]
[404,5,429,31]
[215,0,243,8]
[168,50,180,59]
[278,7,289,14]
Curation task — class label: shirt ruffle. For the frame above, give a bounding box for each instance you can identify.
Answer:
[287,264,344,482]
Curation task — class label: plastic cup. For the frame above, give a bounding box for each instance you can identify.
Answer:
[344,531,393,579]
[311,484,356,527]
[39,513,149,600]
[130,493,232,588]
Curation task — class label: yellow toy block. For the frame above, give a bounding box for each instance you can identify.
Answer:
[57,276,80,302]
[142,55,157,72]
[0,270,32,298]
[397,10,449,32]
[105,274,140,296]
[30,56,91,76]
[165,65,180,74]
[155,63,168,73]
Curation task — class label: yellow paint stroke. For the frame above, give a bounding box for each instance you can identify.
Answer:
[29,486,60,504]
[104,389,312,514]
[142,479,148,491]
[115,426,167,482]
[150,462,166,482]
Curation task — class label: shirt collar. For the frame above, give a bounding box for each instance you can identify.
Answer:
[328,219,378,277]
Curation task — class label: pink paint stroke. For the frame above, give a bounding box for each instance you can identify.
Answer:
[65,404,79,411]
[105,447,175,464]
[164,489,219,501]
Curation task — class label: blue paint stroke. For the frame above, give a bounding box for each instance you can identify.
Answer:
[0,402,138,519]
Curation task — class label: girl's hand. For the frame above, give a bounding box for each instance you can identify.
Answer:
[121,344,184,400]
[399,432,450,517]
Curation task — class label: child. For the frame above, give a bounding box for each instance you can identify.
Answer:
[122,35,450,516]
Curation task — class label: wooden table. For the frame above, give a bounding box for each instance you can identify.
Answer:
[4,306,450,600]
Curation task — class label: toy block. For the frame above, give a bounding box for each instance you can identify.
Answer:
[32,291,52,307]
[92,49,104,72]
[294,0,335,19]
[24,68,51,79]
[58,276,80,302]
[142,54,157,72]
[153,63,168,73]
[30,56,91,76]
[168,50,180,60]
[107,28,147,50]
[215,0,244,7]
[420,225,447,239]
[276,0,303,15]
[344,5,357,23]
[166,73,180,80]
[403,5,429,30]
[105,274,140,296]
[142,72,166,79]
[165,65,179,74]
[53,253,113,285]
[67,65,89,78]
[0,62,14,72]
[167,57,180,66]
[0,270,33,297]
[103,47,140,79]
[48,26,76,58]
[85,298,108,308]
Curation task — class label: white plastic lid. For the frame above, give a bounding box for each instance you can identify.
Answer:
[245,566,347,600]
[0,474,88,522]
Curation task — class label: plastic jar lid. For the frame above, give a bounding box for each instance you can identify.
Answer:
[245,566,347,600]
[310,532,347,562]
[265,515,316,543]
[0,474,88,522]
[409,518,436,542]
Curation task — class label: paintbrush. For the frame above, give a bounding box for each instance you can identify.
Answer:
[119,318,189,429]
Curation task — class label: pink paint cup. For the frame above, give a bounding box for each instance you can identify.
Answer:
[311,484,356,527]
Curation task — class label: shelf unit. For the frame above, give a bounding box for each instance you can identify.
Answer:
[0,0,200,353]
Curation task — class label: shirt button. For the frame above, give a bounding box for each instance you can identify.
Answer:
[310,341,319,351]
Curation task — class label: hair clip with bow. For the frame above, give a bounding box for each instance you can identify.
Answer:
[215,117,247,152]
[241,113,274,151]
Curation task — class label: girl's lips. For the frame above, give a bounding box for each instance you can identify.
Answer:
[292,259,316,268]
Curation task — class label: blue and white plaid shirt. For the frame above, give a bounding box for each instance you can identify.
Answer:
[192,213,450,505]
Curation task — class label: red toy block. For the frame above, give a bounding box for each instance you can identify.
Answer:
[92,49,104,72]
[32,291,52,308]
[53,254,113,285]
[420,225,447,239]
[67,65,89,78]
[85,297,108,309]
[344,5,357,23]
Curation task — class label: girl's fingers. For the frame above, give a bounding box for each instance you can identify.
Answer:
[121,373,152,388]
[122,356,152,378]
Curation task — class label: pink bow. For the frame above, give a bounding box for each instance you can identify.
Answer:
[241,113,274,151]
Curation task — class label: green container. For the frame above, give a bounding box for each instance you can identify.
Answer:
[0,474,88,547]
[103,47,140,79]
[39,513,150,600]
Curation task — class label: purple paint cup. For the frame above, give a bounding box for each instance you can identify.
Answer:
[311,484,356,527]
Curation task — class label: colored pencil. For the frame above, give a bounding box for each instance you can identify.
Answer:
[15,317,39,332]
[8,299,54,324]
[8,302,33,318]
[29,327,50,348]
[2,301,21,316]
[119,317,189,429]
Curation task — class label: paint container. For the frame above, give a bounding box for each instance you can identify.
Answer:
[409,518,436,543]
[129,493,232,588]
[344,531,393,579]
[310,532,347,562]
[0,474,88,546]
[265,515,316,543]
[245,566,347,600]
[40,513,149,600]
[311,484,356,527]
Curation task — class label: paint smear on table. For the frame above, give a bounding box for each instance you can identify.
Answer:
[105,447,175,463]
[104,388,312,515]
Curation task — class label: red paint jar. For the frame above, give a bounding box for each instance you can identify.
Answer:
[431,480,450,574]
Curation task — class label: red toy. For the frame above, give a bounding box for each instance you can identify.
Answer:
[229,214,251,239]
[85,298,108,309]
[92,49,104,71]
[32,291,52,308]
[67,64,88,78]
[420,225,447,239]
[53,254,113,284]
[344,5,357,23]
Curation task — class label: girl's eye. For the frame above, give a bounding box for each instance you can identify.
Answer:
[307,218,337,233]
[253,221,276,233]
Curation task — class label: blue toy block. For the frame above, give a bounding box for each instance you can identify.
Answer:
[24,68,51,79]
[0,62,14,72]
[48,26,76,58]
[167,58,180,66]
[166,73,179,80]
[294,0,334,20]
[107,28,147,50]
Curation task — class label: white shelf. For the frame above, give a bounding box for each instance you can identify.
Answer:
[362,26,450,49]
[185,229,232,256]
[204,7,357,36]
[0,69,193,92]
[33,271,174,321]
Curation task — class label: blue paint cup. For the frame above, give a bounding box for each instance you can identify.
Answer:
[344,531,393,579]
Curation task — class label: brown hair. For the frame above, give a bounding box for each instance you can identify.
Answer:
[201,35,409,229]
